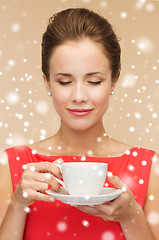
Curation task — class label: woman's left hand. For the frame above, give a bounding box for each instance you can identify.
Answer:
[76,173,142,223]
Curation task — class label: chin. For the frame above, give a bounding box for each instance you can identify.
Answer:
[65,121,98,132]
[69,125,91,131]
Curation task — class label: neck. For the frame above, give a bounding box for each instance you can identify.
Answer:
[53,120,109,156]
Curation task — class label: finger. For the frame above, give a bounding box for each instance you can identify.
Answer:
[76,205,116,221]
[23,180,49,192]
[53,158,64,164]
[33,191,56,202]
[26,161,62,178]
[95,203,121,216]
[52,158,64,178]
[76,205,99,216]
[107,172,125,189]
[32,172,61,192]
[33,182,49,192]
[95,204,113,215]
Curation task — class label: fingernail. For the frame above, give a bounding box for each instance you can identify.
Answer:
[57,158,63,164]
[49,197,55,202]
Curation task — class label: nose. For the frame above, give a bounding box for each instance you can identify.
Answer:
[71,82,88,103]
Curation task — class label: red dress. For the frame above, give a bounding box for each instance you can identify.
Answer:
[5,145,155,240]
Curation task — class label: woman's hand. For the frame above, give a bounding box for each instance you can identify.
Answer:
[12,158,63,208]
[76,173,142,223]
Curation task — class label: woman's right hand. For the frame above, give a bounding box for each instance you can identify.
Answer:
[12,159,63,208]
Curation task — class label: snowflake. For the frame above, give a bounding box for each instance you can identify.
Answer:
[84,195,90,200]
[139,179,144,184]
[100,1,107,8]
[102,231,115,240]
[82,220,90,227]
[81,156,86,161]
[87,150,93,156]
[22,164,27,170]
[149,195,154,200]
[152,113,157,118]
[6,91,20,105]
[98,170,104,176]
[120,12,127,19]
[35,101,49,114]
[32,150,37,155]
[141,160,147,166]
[24,121,29,127]
[121,74,137,88]
[136,37,154,54]
[147,212,159,225]
[128,164,135,171]
[129,127,135,132]
[24,206,31,213]
[134,112,141,119]
[11,23,21,32]
[132,151,138,157]
[97,137,102,142]
[56,221,67,232]
[79,180,84,184]
[145,3,155,12]
[0,158,7,165]
[23,192,28,198]
[8,59,15,66]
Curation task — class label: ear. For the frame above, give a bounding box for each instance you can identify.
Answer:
[43,74,52,92]
[111,80,117,92]
[111,74,119,91]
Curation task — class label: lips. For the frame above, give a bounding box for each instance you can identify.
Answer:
[68,109,93,112]
[67,108,93,116]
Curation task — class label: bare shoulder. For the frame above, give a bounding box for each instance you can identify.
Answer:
[27,137,55,155]
[145,152,159,201]
[143,152,159,237]
[0,150,13,225]
[0,150,12,188]
[144,152,159,203]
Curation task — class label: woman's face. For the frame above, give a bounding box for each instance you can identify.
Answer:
[44,38,117,130]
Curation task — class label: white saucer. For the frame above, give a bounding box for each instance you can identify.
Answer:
[45,187,122,205]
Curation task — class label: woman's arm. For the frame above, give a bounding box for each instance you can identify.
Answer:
[120,153,159,239]
[143,153,159,239]
[0,150,63,240]
[0,151,27,240]
[76,173,157,240]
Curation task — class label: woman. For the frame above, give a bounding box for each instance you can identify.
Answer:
[0,7,158,240]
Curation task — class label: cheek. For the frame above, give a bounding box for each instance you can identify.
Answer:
[90,89,110,105]
[52,88,70,107]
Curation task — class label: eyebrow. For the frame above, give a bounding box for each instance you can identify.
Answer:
[55,72,104,77]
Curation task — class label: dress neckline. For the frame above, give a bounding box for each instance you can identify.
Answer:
[26,145,140,160]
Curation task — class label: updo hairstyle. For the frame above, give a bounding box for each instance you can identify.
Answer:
[42,8,121,82]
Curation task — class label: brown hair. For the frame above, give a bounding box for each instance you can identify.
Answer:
[42,7,121,82]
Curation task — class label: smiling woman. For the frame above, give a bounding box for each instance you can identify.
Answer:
[0,7,159,240]
[44,38,114,131]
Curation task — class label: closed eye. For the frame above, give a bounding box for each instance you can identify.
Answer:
[58,81,102,86]
[88,81,102,85]
[58,81,72,85]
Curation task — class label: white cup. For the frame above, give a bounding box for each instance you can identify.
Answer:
[54,162,108,195]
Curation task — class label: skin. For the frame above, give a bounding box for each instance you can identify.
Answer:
[0,38,159,239]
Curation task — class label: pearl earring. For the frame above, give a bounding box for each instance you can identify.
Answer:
[111,90,115,95]
[48,91,52,96]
